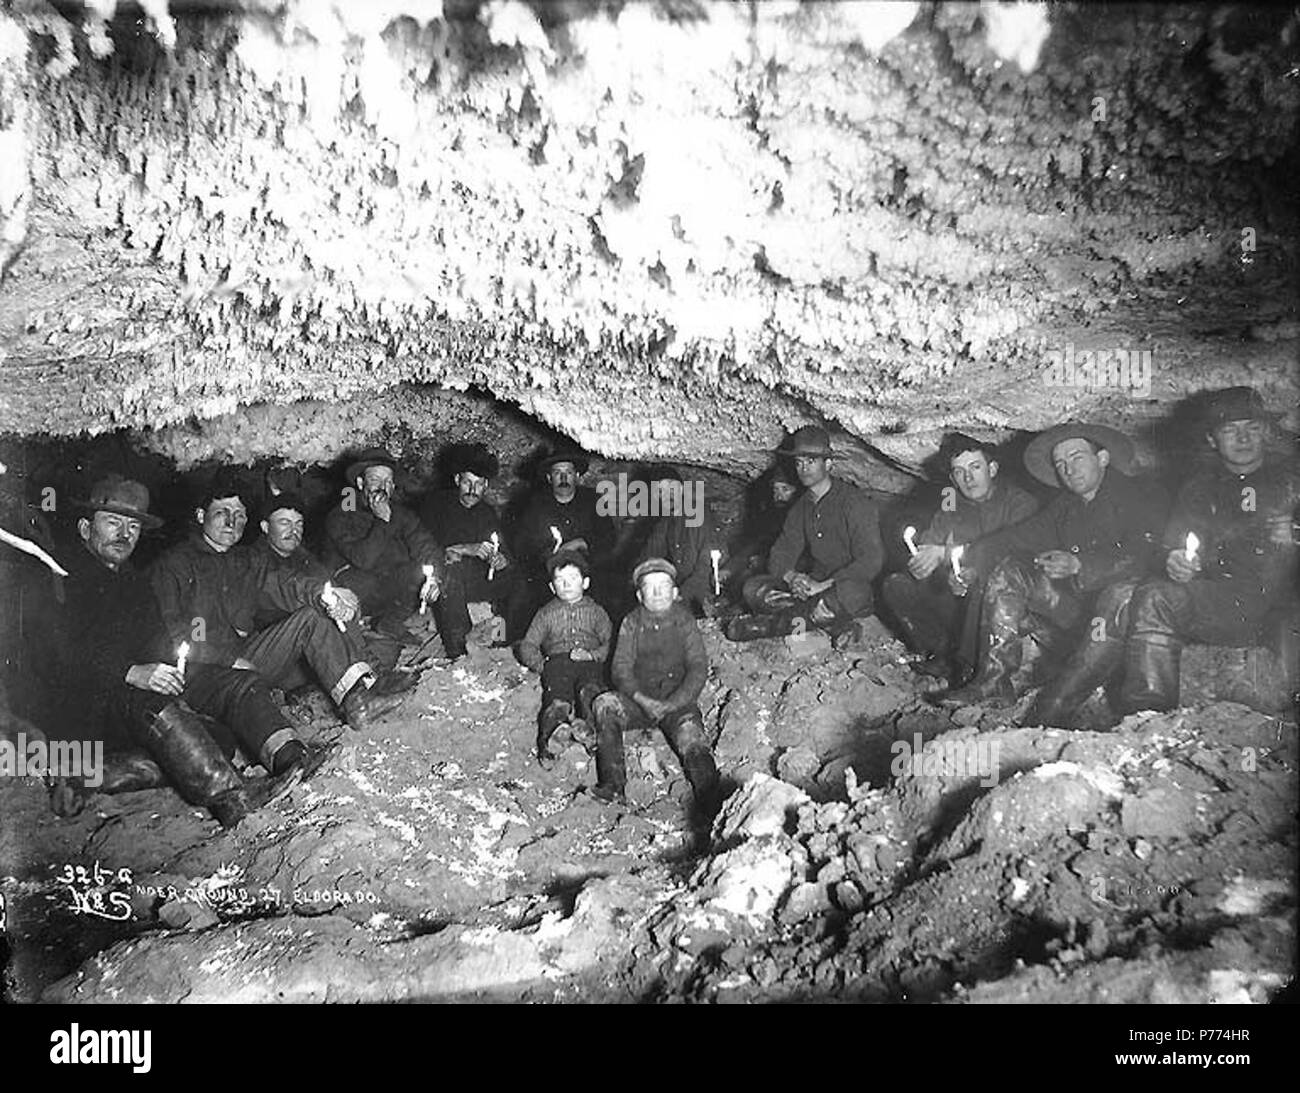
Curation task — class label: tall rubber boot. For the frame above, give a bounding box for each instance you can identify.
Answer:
[936,622,1021,706]
[724,613,798,642]
[140,702,251,828]
[536,699,572,768]
[1020,630,1126,729]
[590,694,629,803]
[1118,633,1182,714]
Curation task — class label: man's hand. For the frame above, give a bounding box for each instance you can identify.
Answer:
[126,663,184,695]
[1035,550,1081,580]
[947,569,969,598]
[810,599,835,624]
[1265,514,1296,547]
[634,692,668,720]
[231,657,257,671]
[788,572,818,599]
[569,647,594,661]
[323,586,359,623]
[1166,547,1199,583]
[907,544,945,581]
[421,574,441,605]
[368,492,392,523]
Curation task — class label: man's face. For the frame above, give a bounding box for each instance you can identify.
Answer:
[772,478,798,506]
[262,507,304,557]
[548,462,578,500]
[793,454,831,489]
[550,564,588,604]
[1210,418,1266,475]
[950,451,998,503]
[1051,439,1109,499]
[637,572,678,614]
[360,466,395,510]
[80,511,140,569]
[456,471,487,509]
[198,495,248,549]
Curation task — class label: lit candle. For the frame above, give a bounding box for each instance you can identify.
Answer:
[487,532,501,581]
[950,544,965,578]
[419,564,436,613]
[709,549,722,596]
[321,581,347,631]
[1185,531,1199,567]
[175,641,190,677]
[903,526,918,557]
[550,526,562,552]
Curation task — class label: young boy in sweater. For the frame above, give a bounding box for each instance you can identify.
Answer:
[589,558,721,817]
[517,551,612,767]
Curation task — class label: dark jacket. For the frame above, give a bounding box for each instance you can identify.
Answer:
[768,479,884,615]
[1163,458,1299,602]
[968,470,1168,593]
[251,537,332,630]
[611,603,708,711]
[639,506,726,614]
[150,533,325,666]
[26,543,171,744]
[919,480,1039,546]
[321,503,444,582]
[420,491,507,578]
[513,487,613,574]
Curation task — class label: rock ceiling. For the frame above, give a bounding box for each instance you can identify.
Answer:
[0,1,1297,483]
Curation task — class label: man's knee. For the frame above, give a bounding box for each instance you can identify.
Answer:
[1130,581,1185,635]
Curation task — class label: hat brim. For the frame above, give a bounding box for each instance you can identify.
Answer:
[1024,424,1134,487]
[539,455,590,476]
[74,499,163,530]
[345,458,396,483]
[773,446,836,458]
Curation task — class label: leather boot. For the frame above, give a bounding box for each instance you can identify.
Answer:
[1020,631,1126,729]
[591,695,629,803]
[139,702,245,814]
[98,752,168,794]
[934,624,1021,706]
[724,613,797,642]
[341,681,406,731]
[1118,633,1182,714]
[536,700,572,768]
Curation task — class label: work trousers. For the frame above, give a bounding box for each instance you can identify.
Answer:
[240,607,371,708]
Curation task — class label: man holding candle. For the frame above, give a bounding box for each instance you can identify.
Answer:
[25,476,305,826]
[322,447,445,645]
[420,443,513,660]
[727,426,884,642]
[881,433,1038,683]
[152,471,404,734]
[1117,387,1299,714]
[507,448,614,639]
[636,464,727,617]
[937,423,1167,722]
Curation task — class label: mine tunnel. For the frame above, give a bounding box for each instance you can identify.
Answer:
[0,1,1296,1010]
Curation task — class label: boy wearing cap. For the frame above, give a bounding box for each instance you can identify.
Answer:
[588,558,720,818]
[516,550,612,766]
[1118,387,1299,714]
[636,464,728,617]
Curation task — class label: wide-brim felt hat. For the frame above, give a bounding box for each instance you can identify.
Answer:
[538,449,590,476]
[1024,422,1135,487]
[74,475,163,530]
[345,447,397,484]
[1204,386,1278,430]
[773,425,836,458]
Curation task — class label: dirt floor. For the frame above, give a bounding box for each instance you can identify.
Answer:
[1,617,1294,1004]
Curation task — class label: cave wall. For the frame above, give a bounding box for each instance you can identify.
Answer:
[0,1,1297,485]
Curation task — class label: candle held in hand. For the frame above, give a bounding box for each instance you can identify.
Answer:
[550,526,562,552]
[903,526,918,557]
[175,641,190,677]
[419,564,435,613]
[321,581,347,631]
[487,532,500,581]
[709,549,722,596]
[950,545,965,578]
[1185,532,1199,567]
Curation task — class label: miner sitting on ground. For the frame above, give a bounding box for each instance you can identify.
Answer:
[728,426,884,642]
[636,464,728,617]
[516,550,612,768]
[1116,387,1299,716]
[881,432,1038,685]
[322,447,445,645]
[589,559,721,821]
[151,471,404,733]
[507,448,614,639]
[419,442,514,660]
[724,461,801,593]
[24,476,302,826]
[937,423,1168,723]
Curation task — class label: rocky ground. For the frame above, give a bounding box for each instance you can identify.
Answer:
[1,618,1294,1004]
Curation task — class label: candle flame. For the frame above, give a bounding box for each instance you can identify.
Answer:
[950,545,966,576]
[1185,532,1199,564]
[550,526,562,552]
[903,526,918,556]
